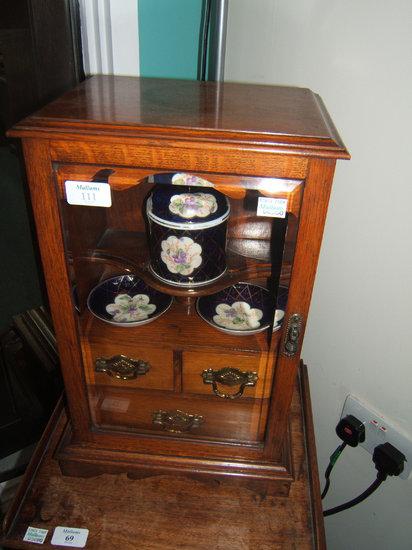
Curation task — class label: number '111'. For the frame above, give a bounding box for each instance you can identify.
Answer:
[82,192,96,201]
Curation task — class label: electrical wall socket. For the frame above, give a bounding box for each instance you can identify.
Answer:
[341,395,412,479]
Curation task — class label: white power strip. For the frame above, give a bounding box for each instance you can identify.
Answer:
[341,395,412,480]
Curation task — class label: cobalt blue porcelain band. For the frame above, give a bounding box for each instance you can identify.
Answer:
[146,184,230,286]
[147,197,230,230]
[149,265,227,287]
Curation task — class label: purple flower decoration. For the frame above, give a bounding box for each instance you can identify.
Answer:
[160,236,202,275]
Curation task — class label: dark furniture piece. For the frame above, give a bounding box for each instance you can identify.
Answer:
[0,308,61,463]
[9,76,348,495]
[0,0,81,458]
[0,0,82,136]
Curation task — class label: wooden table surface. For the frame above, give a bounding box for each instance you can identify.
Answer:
[1,366,325,550]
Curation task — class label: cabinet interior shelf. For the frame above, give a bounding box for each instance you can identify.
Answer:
[81,297,276,354]
[72,228,291,299]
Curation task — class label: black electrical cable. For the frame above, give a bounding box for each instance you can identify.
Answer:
[199,0,212,81]
[323,442,405,517]
[321,442,347,500]
[321,415,365,500]
[323,471,387,517]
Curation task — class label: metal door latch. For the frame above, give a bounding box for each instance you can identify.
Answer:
[282,313,303,357]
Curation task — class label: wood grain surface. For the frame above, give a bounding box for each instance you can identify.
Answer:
[9,76,349,160]
[10,76,348,495]
[1,365,326,550]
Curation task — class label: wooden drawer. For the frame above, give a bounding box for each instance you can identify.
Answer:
[89,386,269,443]
[82,343,174,391]
[182,350,274,400]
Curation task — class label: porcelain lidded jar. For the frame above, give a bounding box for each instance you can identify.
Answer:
[146,183,230,286]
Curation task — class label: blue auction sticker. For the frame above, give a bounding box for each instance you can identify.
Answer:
[23,526,48,544]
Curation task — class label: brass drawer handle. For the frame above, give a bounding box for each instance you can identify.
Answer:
[95,354,150,380]
[202,367,258,399]
[152,409,204,433]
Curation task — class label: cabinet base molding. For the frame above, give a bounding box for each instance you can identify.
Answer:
[56,426,294,497]
[1,364,326,549]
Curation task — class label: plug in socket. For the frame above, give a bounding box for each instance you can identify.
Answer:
[341,395,412,479]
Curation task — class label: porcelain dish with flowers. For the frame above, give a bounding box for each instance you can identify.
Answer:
[87,275,173,327]
[196,282,273,336]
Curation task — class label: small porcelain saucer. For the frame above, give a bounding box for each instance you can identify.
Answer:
[196,282,272,336]
[87,275,173,327]
[272,309,285,332]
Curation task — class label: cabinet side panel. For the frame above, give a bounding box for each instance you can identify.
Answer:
[265,158,336,457]
[21,138,91,440]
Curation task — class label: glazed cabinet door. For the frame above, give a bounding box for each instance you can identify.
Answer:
[53,162,306,450]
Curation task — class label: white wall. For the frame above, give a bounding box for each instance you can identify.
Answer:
[79,0,139,76]
[226,1,412,548]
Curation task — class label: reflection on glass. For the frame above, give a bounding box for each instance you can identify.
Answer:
[56,167,303,437]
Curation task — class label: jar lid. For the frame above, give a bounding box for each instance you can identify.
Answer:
[147,185,230,229]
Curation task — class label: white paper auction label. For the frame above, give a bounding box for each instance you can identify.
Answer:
[23,526,48,544]
[51,526,89,548]
[257,197,288,218]
[65,180,112,207]
[101,397,130,413]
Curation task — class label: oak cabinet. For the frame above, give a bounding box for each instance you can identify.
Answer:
[10,76,348,494]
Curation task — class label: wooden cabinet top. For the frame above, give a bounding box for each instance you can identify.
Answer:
[10,75,349,159]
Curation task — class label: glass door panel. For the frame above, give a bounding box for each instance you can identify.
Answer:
[55,165,304,443]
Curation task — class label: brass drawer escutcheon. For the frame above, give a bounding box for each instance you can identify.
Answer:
[95,355,150,380]
[202,367,258,399]
[282,313,303,357]
[152,409,204,433]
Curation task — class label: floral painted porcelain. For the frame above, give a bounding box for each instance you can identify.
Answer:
[169,193,218,219]
[160,236,202,276]
[272,309,285,332]
[106,294,156,323]
[147,182,229,227]
[152,172,214,188]
[146,181,230,286]
[172,173,214,187]
[87,275,173,327]
[196,283,273,335]
[213,302,263,331]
